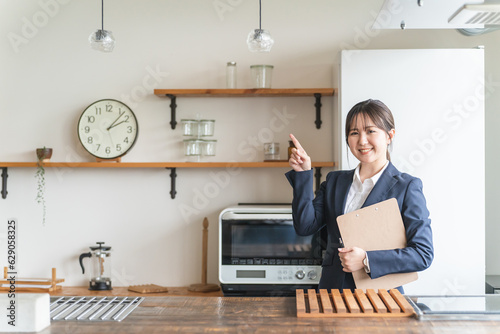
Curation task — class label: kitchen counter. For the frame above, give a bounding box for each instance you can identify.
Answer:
[49,286,223,297]
[37,296,500,333]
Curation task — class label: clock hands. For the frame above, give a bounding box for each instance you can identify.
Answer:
[107,110,125,130]
[108,119,129,130]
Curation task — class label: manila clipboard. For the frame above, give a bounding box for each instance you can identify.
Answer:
[337,198,418,290]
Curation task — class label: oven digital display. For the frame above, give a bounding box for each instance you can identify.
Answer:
[221,219,324,265]
[236,270,266,278]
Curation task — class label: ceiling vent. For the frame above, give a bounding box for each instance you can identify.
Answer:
[449,4,500,24]
[372,0,485,29]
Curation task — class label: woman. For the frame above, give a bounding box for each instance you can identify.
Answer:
[286,99,433,292]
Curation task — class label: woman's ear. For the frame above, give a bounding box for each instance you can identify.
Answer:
[388,129,395,143]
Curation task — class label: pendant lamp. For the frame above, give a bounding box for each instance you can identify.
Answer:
[247,0,274,52]
[89,0,115,52]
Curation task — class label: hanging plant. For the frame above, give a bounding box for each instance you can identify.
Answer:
[35,147,52,226]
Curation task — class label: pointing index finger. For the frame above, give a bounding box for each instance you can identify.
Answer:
[289,133,305,151]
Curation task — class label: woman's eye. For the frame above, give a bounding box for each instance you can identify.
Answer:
[349,131,358,136]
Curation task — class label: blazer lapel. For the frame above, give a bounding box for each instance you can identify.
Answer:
[362,162,399,208]
[335,170,354,215]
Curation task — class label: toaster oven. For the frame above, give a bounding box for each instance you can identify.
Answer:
[219,205,325,296]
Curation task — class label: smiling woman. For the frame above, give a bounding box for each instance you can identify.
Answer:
[286,99,433,293]
[345,99,395,180]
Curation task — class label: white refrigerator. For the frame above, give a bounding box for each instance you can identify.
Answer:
[339,48,485,295]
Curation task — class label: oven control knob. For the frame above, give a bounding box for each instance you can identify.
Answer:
[295,270,305,280]
[307,270,318,280]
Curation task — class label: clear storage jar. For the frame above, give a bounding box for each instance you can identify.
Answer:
[199,120,215,136]
[250,65,273,88]
[180,119,198,136]
[264,142,280,160]
[226,62,237,88]
[183,139,202,156]
[201,139,217,156]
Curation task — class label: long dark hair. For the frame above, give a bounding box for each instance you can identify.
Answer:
[345,99,395,160]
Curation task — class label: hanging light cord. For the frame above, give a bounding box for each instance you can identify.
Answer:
[259,0,262,30]
[101,0,104,31]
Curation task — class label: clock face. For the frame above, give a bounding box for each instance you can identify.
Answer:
[77,99,139,159]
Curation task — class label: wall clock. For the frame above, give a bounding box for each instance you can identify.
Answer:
[77,99,139,160]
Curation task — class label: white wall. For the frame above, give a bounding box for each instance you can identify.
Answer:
[0,0,499,290]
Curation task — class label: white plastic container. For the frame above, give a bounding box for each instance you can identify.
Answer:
[0,293,50,332]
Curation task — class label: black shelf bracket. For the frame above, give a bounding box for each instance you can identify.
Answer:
[314,93,323,129]
[166,167,177,199]
[166,94,177,129]
[314,167,322,196]
[1,167,8,199]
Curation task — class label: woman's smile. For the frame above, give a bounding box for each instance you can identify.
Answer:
[358,147,373,155]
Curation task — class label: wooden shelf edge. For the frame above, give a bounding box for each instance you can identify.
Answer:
[0,161,336,168]
[154,88,336,97]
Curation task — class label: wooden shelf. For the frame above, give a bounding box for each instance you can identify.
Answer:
[154,88,336,130]
[0,161,335,168]
[0,161,335,199]
[153,88,336,97]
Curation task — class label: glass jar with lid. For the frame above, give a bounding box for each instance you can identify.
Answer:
[199,119,215,136]
[180,119,198,136]
[226,62,237,88]
[183,139,202,156]
[201,139,217,156]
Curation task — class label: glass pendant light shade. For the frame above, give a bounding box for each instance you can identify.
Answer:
[247,29,274,52]
[89,0,114,52]
[247,0,274,53]
[89,29,115,52]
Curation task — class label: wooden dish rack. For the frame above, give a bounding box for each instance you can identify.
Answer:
[0,267,64,293]
[296,288,415,318]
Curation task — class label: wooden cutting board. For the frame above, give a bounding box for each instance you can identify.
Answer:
[128,284,169,294]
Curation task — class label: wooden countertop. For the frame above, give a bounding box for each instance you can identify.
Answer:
[50,286,223,297]
[39,295,500,333]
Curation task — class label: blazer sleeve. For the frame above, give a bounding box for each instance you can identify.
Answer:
[285,169,326,236]
[366,178,434,279]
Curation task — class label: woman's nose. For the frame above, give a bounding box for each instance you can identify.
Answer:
[359,132,368,144]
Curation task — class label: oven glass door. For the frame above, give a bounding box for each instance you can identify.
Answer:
[221,219,324,266]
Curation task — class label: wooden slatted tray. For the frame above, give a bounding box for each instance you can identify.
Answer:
[296,288,415,318]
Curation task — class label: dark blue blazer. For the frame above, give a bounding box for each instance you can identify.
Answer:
[286,162,433,291]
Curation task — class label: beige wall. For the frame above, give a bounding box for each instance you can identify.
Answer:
[0,0,497,289]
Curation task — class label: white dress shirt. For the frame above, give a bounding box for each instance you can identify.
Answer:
[343,161,389,273]
[344,161,389,214]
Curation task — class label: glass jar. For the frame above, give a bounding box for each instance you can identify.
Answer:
[264,142,280,160]
[183,139,202,156]
[180,119,198,136]
[199,119,215,136]
[201,139,217,156]
[226,62,237,88]
[250,65,273,88]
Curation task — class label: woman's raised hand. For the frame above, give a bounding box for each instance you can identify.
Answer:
[288,134,311,171]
